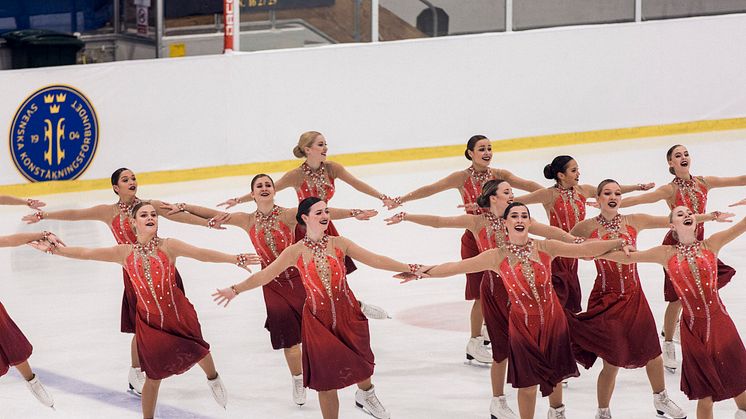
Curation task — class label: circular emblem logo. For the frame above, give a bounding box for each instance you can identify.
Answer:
[9,85,98,182]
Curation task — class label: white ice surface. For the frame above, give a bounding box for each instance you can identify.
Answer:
[2,130,746,418]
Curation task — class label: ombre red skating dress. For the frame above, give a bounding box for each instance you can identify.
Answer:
[124,238,209,380]
[111,200,186,334]
[500,240,579,396]
[460,167,497,300]
[568,216,661,369]
[662,177,735,302]
[294,162,356,274]
[548,186,586,313]
[248,205,306,349]
[476,212,511,362]
[667,241,746,401]
[0,302,33,377]
[296,235,373,391]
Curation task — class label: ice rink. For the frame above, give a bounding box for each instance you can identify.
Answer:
[2,130,746,419]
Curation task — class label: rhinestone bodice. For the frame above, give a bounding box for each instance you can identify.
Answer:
[498,242,556,326]
[590,222,639,295]
[110,208,138,245]
[476,211,508,251]
[670,176,708,214]
[249,206,295,267]
[550,186,586,232]
[297,162,335,202]
[124,239,180,328]
[460,167,496,215]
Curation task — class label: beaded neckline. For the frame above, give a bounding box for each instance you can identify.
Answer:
[672,176,703,213]
[467,166,492,185]
[596,214,622,234]
[117,197,142,217]
[301,162,332,201]
[134,236,160,256]
[302,235,333,298]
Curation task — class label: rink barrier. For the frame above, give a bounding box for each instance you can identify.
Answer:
[0,116,744,197]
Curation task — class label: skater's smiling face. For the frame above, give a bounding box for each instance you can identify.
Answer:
[250,175,275,203]
[300,200,330,234]
[667,145,691,176]
[467,139,492,168]
[132,203,158,238]
[112,169,138,198]
[304,134,328,163]
[669,205,696,236]
[597,180,622,214]
[557,159,580,187]
[503,203,531,243]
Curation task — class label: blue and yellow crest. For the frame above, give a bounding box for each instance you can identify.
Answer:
[9,85,98,182]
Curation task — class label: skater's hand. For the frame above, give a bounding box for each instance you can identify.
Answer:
[207,212,231,230]
[711,211,735,223]
[384,212,406,225]
[212,287,237,307]
[729,198,746,207]
[638,182,655,191]
[585,200,600,209]
[236,253,262,272]
[382,195,401,210]
[457,203,480,213]
[44,232,65,247]
[22,211,44,224]
[353,209,378,221]
[26,198,46,209]
[159,202,184,216]
[217,197,240,209]
[394,265,433,283]
[621,243,636,257]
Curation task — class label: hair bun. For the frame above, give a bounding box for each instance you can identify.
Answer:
[292,145,305,158]
[543,164,554,180]
[464,149,472,160]
[476,195,489,208]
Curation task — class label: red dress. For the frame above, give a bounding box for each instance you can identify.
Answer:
[296,235,373,391]
[500,240,579,396]
[294,162,356,274]
[666,242,746,401]
[548,186,586,313]
[0,301,33,377]
[662,177,735,302]
[568,217,661,369]
[124,239,209,380]
[248,205,306,350]
[475,212,510,362]
[460,167,497,300]
[111,202,186,334]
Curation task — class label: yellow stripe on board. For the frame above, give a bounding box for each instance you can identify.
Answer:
[2,117,745,197]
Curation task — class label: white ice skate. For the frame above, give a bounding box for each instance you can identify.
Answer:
[292,373,306,406]
[354,385,390,419]
[207,374,227,408]
[25,374,54,408]
[128,366,145,396]
[660,317,682,344]
[490,395,518,419]
[596,407,612,419]
[359,301,391,320]
[653,389,686,418]
[547,404,567,419]
[663,341,678,373]
[466,337,492,364]
[735,409,746,419]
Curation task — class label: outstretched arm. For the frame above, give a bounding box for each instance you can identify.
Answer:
[529,221,578,243]
[706,216,746,253]
[327,207,378,221]
[0,195,45,209]
[23,204,111,224]
[330,162,386,201]
[160,202,252,230]
[543,238,626,259]
[384,212,477,230]
[0,231,52,247]
[705,174,746,189]
[151,199,222,228]
[393,171,464,207]
[599,246,668,265]
[164,238,260,270]
[620,184,673,208]
[496,169,543,192]
[513,188,553,206]
[33,242,128,264]
[339,237,412,272]
[425,248,498,278]
[629,212,732,231]
[213,246,299,306]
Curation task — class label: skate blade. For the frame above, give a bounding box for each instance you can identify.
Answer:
[656,411,686,419]
[355,401,383,418]
[463,359,491,368]
[664,366,677,374]
[127,384,142,398]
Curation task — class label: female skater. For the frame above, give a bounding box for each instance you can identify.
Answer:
[0,195,45,209]
[1,231,58,408]
[620,144,745,372]
[22,167,232,395]
[213,197,424,419]
[162,173,377,406]
[385,179,579,419]
[219,131,391,319]
[569,179,729,418]
[31,201,260,419]
[515,155,653,313]
[410,202,631,419]
[602,206,746,419]
[385,135,544,361]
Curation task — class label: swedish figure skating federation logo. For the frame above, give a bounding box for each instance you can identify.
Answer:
[9,85,98,182]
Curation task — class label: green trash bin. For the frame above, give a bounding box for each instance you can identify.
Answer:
[2,29,84,69]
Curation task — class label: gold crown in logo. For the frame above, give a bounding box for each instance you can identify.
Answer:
[50,104,61,114]
[55,93,67,102]
[44,94,55,103]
